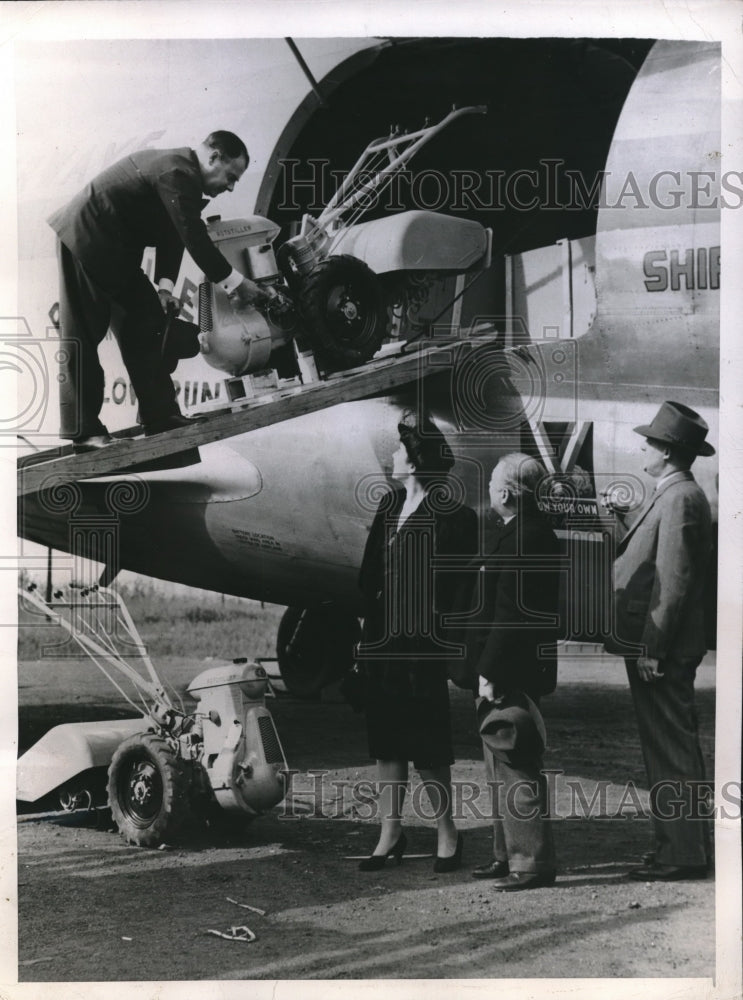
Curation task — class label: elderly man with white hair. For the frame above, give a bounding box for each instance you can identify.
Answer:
[467,453,562,892]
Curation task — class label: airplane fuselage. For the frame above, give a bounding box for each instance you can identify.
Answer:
[17,38,721,651]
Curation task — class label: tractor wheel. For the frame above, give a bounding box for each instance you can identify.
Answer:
[107,733,191,847]
[296,255,389,368]
[277,606,360,700]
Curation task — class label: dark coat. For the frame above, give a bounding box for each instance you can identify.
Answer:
[466,503,561,700]
[605,471,712,661]
[359,489,477,659]
[48,147,231,294]
[356,484,478,767]
[357,486,478,684]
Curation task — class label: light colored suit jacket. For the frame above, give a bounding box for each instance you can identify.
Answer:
[605,471,712,661]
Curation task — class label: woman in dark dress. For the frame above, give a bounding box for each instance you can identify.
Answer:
[356,410,478,872]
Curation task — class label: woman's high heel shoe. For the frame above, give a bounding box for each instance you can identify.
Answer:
[358,831,407,871]
[433,833,463,873]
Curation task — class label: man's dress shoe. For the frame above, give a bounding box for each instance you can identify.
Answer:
[628,863,708,881]
[72,433,114,452]
[491,871,556,892]
[472,860,510,880]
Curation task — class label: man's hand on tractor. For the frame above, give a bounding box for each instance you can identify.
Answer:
[158,289,180,314]
[264,285,293,314]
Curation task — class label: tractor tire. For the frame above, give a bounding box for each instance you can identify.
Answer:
[296,255,389,368]
[107,733,191,848]
[277,606,360,700]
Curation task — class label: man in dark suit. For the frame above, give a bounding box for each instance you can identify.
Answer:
[468,453,561,891]
[49,130,270,448]
[604,401,715,881]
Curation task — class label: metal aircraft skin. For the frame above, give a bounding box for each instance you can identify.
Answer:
[18,39,720,649]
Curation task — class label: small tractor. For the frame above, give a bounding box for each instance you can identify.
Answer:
[17,583,289,847]
[196,104,492,384]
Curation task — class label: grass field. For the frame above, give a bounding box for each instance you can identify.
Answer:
[17,576,287,662]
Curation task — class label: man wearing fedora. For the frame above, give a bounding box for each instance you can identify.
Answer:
[604,400,715,881]
[468,453,561,891]
[49,130,271,450]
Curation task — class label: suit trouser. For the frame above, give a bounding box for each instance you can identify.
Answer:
[625,656,710,867]
[56,241,179,438]
[483,739,556,875]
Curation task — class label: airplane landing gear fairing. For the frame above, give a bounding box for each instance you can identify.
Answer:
[277,606,361,700]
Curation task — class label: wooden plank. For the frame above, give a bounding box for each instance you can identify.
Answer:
[18,332,502,496]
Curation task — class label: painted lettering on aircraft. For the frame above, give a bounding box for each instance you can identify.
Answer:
[103,378,137,407]
[102,380,222,406]
[178,278,199,323]
[232,529,283,552]
[141,253,198,323]
[643,246,720,292]
[176,380,224,406]
[537,498,600,517]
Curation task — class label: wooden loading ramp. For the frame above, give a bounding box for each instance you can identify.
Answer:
[17,330,506,497]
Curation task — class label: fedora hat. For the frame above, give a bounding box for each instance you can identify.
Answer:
[633,400,715,457]
[161,316,200,374]
[477,692,547,758]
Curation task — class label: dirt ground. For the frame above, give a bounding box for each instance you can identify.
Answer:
[15,651,717,983]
